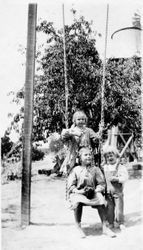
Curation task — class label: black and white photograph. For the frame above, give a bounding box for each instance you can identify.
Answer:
[1,0,143,249]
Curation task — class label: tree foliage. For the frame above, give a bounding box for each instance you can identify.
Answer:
[105,57,141,139]
[10,10,141,144]
[32,146,45,161]
[1,132,13,159]
[14,12,102,141]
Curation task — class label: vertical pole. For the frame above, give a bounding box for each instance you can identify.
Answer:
[100,4,109,160]
[21,4,37,227]
[62,4,68,128]
[141,7,143,215]
[141,12,143,160]
[141,12,143,157]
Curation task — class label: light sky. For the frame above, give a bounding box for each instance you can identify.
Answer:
[0,0,142,139]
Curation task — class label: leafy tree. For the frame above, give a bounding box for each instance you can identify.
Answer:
[104,57,141,139]
[9,10,141,145]
[13,11,102,141]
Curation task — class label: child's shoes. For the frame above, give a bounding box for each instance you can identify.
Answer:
[114,222,126,231]
[108,223,114,229]
[75,223,86,238]
[103,226,116,238]
[119,224,126,231]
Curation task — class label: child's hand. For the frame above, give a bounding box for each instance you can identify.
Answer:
[70,127,83,137]
[107,185,115,194]
[61,129,70,139]
[76,188,85,195]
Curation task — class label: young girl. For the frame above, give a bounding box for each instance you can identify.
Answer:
[60,110,100,175]
[68,147,116,238]
[103,146,128,230]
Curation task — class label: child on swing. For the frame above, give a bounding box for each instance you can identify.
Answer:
[103,146,128,230]
[67,147,116,238]
[60,110,100,175]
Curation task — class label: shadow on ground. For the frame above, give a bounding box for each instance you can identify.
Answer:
[29,210,142,238]
[125,211,142,227]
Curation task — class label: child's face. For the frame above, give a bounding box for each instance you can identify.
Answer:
[80,149,92,165]
[106,152,117,165]
[75,115,86,127]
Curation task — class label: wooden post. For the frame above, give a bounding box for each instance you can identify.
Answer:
[119,134,133,158]
[62,4,68,128]
[141,12,143,159]
[21,4,37,227]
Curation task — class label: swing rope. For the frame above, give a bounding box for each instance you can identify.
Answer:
[62,4,69,201]
[100,4,109,163]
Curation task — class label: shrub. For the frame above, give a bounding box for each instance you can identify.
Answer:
[32,146,45,161]
[1,134,13,159]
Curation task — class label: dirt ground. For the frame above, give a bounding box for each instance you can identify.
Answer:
[1,160,143,250]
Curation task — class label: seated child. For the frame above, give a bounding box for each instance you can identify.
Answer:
[67,147,116,238]
[102,146,128,230]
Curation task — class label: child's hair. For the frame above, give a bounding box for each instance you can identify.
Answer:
[103,145,120,158]
[78,147,92,161]
[72,110,88,125]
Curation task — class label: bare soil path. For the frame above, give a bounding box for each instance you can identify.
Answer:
[1,161,143,250]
